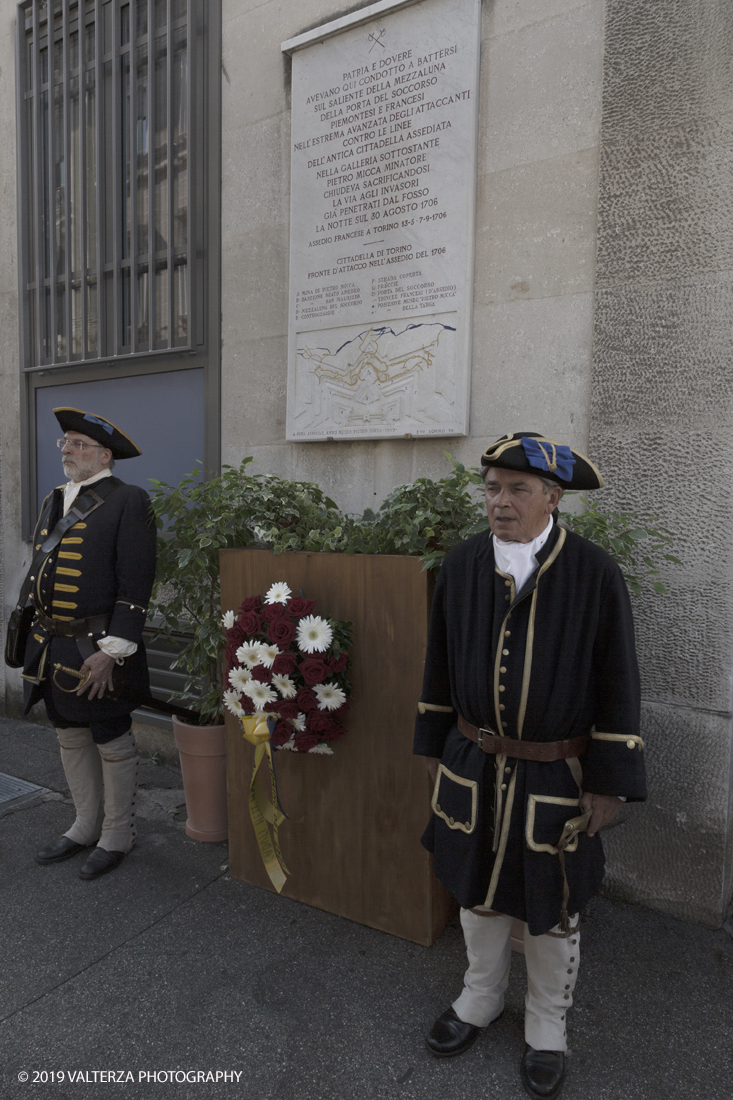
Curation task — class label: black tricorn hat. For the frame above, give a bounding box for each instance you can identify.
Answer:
[480,432,604,490]
[54,407,142,460]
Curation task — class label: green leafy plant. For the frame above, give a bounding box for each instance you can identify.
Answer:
[149,455,680,719]
[148,459,346,724]
[559,495,681,596]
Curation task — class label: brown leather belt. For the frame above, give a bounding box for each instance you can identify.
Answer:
[35,611,110,638]
[457,715,589,761]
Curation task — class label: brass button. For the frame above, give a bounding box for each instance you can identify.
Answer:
[626,739,636,749]
[505,767,511,774]
[571,939,577,945]
[499,704,505,711]
[505,595,510,602]
[501,783,507,791]
[505,629,511,635]
[563,994,570,1000]
[503,648,509,655]
[502,721,508,728]
[500,666,507,673]
[499,685,505,692]
[570,956,576,962]
[564,984,570,990]
[567,969,573,974]
[504,580,511,587]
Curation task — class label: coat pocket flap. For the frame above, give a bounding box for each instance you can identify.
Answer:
[526,795,581,854]
[432,764,478,834]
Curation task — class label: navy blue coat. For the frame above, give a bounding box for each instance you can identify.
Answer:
[23,477,157,729]
[414,522,647,935]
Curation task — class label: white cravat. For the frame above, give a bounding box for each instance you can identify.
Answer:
[62,468,137,659]
[493,515,554,593]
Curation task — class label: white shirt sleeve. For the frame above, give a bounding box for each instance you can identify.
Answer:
[98,635,138,659]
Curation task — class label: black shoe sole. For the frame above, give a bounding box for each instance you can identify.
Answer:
[520,1060,566,1100]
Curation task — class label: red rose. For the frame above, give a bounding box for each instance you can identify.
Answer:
[294,729,320,752]
[272,652,297,675]
[264,701,280,713]
[307,711,335,735]
[287,597,316,618]
[262,601,289,622]
[240,595,262,613]
[268,617,296,648]
[239,610,262,635]
[296,687,318,712]
[323,722,345,742]
[329,653,348,673]
[330,701,350,722]
[270,721,292,746]
[226,622,246,646]
[277,700,299,720]
[251,665,271,683]
[299,658,330,686]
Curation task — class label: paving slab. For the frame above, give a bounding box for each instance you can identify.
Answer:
[0,716,731,1100]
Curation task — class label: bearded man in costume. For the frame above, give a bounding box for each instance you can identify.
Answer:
[22,408,156,880]
[415,432,647,1100]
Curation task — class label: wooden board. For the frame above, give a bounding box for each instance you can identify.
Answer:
[220,549,457,946]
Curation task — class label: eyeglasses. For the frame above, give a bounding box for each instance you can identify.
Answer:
[56,438,104,452]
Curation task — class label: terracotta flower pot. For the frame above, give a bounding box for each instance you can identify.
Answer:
[172,717,228,842]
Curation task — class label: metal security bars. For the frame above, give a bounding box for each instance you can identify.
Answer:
[17,0,190,368]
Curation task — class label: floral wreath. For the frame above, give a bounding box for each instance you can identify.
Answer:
[222,581,353,754]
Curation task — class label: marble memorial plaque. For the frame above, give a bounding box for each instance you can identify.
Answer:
[284,0,481,441]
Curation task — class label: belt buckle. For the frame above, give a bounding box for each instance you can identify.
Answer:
[478,725,493,749]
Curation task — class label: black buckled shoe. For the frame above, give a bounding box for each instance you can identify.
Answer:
[35,836,91,865]
[426,1007,482,1057]
[79,847,126,880]
[521,1046,566,1100]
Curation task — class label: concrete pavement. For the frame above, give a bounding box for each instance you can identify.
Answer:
[1,714,731,1100]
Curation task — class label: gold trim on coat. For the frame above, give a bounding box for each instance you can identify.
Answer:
[431,764,478,834]
[525,795,581,855]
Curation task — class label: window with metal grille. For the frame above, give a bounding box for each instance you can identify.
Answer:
[17,0,198,367]
[16,0,221,535]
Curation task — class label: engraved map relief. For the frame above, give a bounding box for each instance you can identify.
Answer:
[291,316,458,437]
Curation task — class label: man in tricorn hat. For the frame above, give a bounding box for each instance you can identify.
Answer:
[22,408,156,879]
[415,432,646,1099]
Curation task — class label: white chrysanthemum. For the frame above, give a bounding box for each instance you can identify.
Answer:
[241,680,277,709]
[236,641,263,669]
[223,689,244,717]
[228,666,252,692]
[296,615,333,654]
[308,743,334,755]
[276,737,297,751]
[313,681,347,711]
[272,673,297,698]
[290,712,307,732]
[258,643,281,669]
[221,610,235,629]
[264,581,292,605]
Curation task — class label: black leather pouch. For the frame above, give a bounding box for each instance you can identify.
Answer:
[5,605,35,669]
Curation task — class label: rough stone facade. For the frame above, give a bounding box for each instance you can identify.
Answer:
[1,0,731,926]
[589,0,733,924]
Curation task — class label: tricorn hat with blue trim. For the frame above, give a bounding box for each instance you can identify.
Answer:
[480,432,604,490]
[54,407,142,460]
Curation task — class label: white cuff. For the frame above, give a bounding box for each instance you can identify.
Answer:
[98,636,138,659]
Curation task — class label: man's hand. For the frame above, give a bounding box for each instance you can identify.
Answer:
[426,757,441,785]
[77,650,116,700]
[580,791,623,836]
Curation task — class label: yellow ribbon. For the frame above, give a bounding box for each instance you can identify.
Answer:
[240,715,290,894]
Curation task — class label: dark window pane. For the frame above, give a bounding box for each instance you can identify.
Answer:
[136,0,148,39]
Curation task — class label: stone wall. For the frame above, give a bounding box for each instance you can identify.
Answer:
[589,0,733,925]
[220,0,605,512]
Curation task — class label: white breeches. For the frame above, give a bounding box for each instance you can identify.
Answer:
[452,907,580,1051]
[57,727,139,853]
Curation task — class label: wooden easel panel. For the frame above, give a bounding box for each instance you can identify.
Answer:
[220,549,456,946]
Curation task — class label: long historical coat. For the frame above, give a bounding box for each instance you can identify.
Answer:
[414,521,647,936]
[22,477,157,735]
